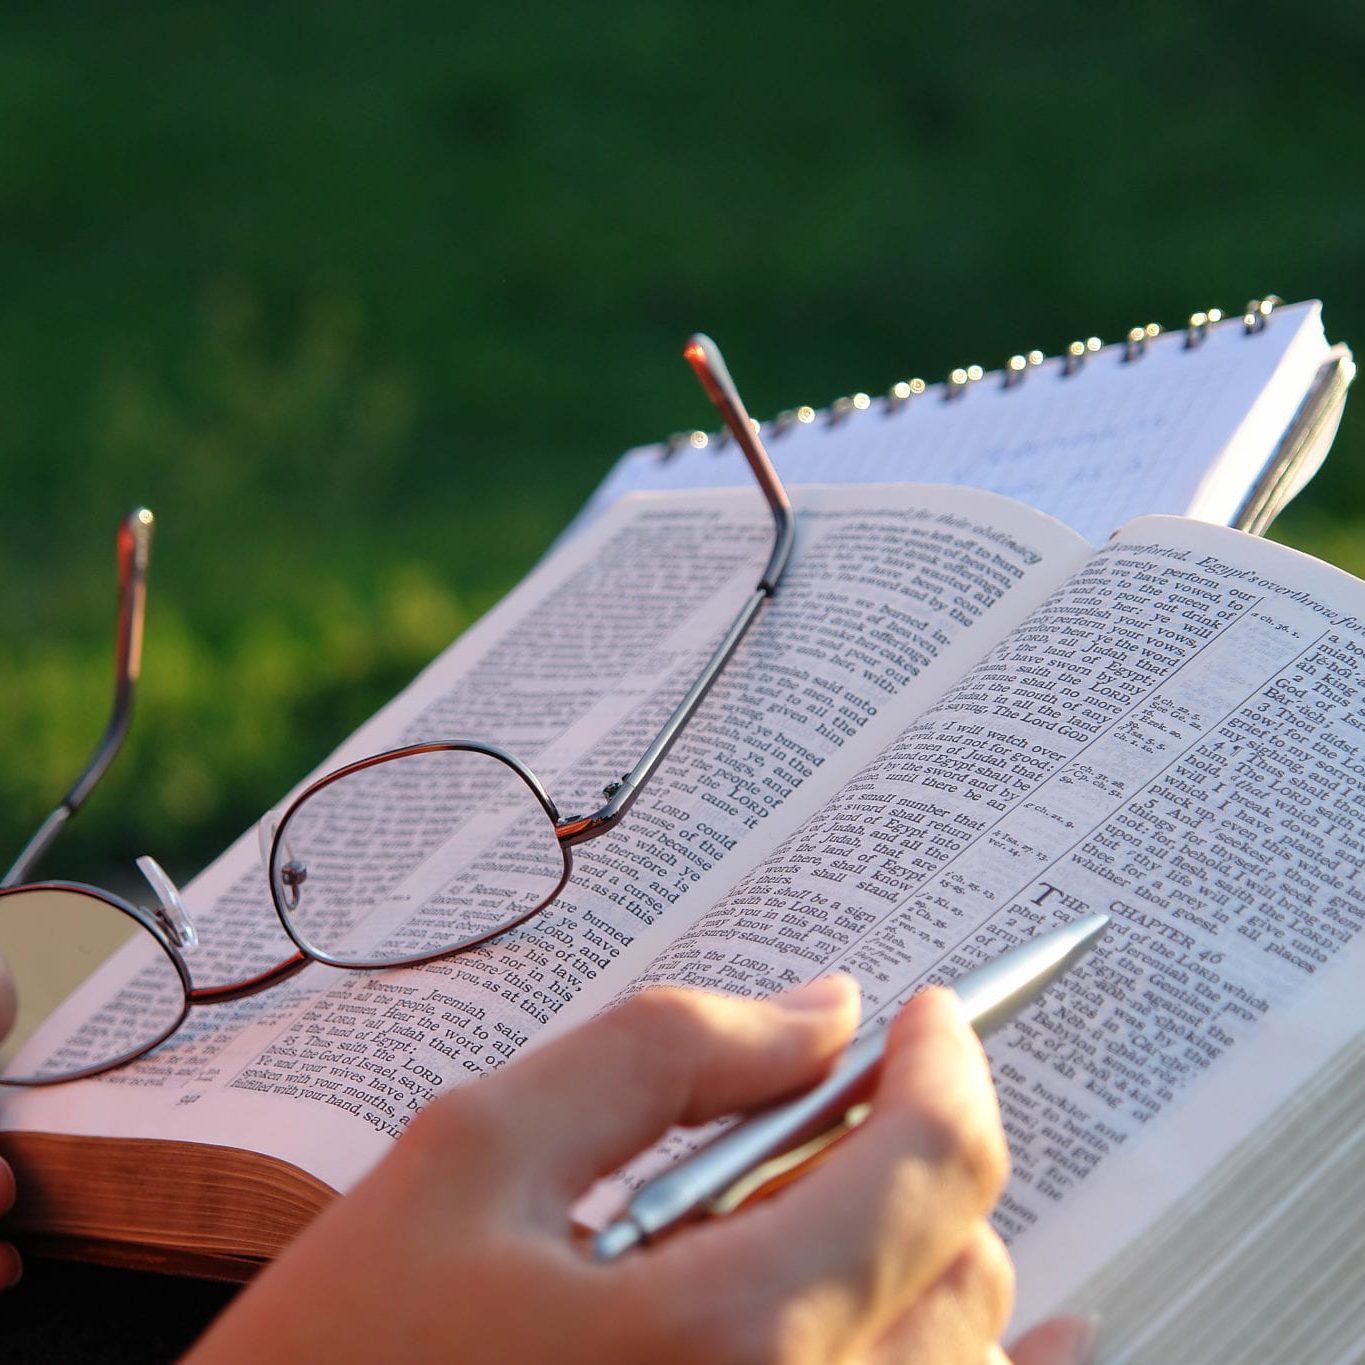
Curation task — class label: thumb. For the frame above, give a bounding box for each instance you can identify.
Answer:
[428,976,861,1209]
[1008,1314,1099,1365]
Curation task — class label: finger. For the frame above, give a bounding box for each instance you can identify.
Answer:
[420,976,861,1204]
[865,1223,1015,1365]
[0,1155,13,1216]
[661,988,1008,1338]
[1007,1313,1100,1365]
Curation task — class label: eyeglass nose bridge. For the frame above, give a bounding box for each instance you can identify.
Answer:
[258,809,306,910]
[278,857,307,908]
[135,854,198,949]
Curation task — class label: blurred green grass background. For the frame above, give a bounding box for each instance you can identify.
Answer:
[1,3,1362,890]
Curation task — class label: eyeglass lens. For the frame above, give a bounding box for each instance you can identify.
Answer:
[271,748,569,968]
[0,887,187,1084]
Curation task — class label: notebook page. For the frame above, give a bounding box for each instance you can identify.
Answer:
[575,302,1329,546]
[1186,311,1341,528]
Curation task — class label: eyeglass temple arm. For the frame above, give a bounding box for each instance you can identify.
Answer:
[683,335,795,594]
[2,509,155,889]
[558,336,794,848]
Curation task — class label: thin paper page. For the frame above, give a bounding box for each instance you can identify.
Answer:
[576,303,1328,545]
[0,485,1085,1195]
[601,516,1365,1336]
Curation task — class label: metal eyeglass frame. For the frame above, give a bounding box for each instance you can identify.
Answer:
[0,509,322,1086]
[261,333,795,969]
[0,334,794,1081]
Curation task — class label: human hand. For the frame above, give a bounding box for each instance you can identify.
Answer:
[0,952,20,1291]
[189,979,1093,1363]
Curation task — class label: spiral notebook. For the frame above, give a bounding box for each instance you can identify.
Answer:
[573,299,1353,546]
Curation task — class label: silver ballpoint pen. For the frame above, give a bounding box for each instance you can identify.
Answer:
[593,912,1110,1260]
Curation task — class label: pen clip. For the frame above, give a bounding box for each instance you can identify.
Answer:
[707,1102,872,1217]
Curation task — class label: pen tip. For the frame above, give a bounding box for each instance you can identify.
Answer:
[1062,913,1110,954]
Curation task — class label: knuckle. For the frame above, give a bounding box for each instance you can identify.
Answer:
[412,1079,508,1159]
[912,1094,1011,1206]
[960,1225,1016,1338]
[594,986,752,1126]
[961,1110,1011,1202]
[609,987,714,1072]
[619,985,709,1040]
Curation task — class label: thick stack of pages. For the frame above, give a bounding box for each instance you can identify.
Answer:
[1,302,1359,1361]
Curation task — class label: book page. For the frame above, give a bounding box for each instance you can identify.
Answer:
[0,484,1086,1196]
[573,303,1330,545]
[601,516,1365,1336]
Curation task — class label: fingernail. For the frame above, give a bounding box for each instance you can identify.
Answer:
[0,1242,22,1291]
[774,974,859,1013]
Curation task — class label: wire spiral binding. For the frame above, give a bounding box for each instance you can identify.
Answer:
[1243,296,1282,335]
[658,297,1285,456]
[883,377,927,413]
[1124,323,1163,362]
[1002,351,1045,389]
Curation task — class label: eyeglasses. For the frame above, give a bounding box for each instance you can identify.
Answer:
[0,335,793,1085]
[258,334,793,969]
[0,507,213,1086]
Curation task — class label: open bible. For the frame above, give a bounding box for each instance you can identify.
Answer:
[3,483,1364,1358]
